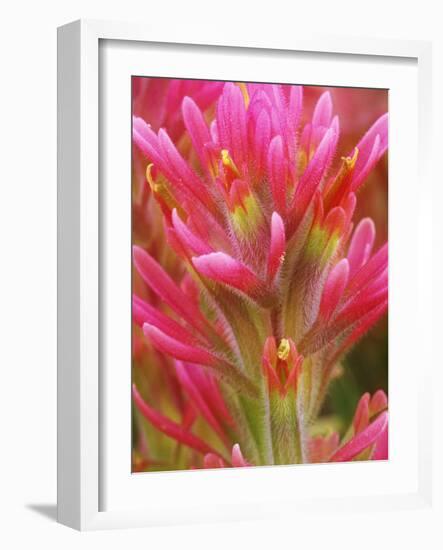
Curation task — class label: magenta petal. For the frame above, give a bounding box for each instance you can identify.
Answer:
[370,390,388,415]
[318,259,349,322]
[145,323,257,397]
[133,245,209,336]
[346,243,388,296]
[372,422,389,460]
[330,114,340,136]
[312,91,333,128]
[343,192,357,225]
[133,384,223,458]
[175,361,229,445]
[182,96,213,176]
[132,117,172,178]
[192,252,262,294]
[171,209,213,255]
[267,135,288,214]
[133,117,215,212]
[268,86,290,144]
[216,83,248,171]
[192,81,224,112]
[294,126,338,220]
[203,454,226,469]
[185,365,234,427]
[335,283,388,329]
[288,85,303,136]
[331,298,388,360]
[247,90,272,131]
[231,443,250,467]
[157,132,215,216]
[323,206,347,237]
[267,212,286,281]
[157,128,213,209]
[347,218,376,278]
[352,134,381,190]
[330,411,389,462]
[143,323,216,367]
[351,113,388,190]
[352,392,370,433]
[253,109,271,175]
[133,295,198,345]
[209,119,219,144]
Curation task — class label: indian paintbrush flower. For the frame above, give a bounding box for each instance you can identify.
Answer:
[132,81,388,469]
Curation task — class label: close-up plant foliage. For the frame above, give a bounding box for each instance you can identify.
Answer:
[131,78,388,471]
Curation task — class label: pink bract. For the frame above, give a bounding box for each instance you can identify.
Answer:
[132,80,388,470]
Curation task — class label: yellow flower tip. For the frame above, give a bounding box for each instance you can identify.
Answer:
[145,163,156,191]
[341,147,359,170]
[221,149,230,165]
[237,82,250,108]
[297,149,308,175]
[145,163,180,213]
[221,148,238,169]
[277,338,291,361]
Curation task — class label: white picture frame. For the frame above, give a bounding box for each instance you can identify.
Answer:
[57,19,436,532]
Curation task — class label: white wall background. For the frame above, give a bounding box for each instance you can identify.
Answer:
[0,1,441,548]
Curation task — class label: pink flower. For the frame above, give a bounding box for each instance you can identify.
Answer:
[132,81,388,469]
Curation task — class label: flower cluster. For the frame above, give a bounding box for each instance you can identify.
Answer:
[132,79,388,470]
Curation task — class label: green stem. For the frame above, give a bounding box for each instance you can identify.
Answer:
[269,390,305,465]
[237,384,274,465]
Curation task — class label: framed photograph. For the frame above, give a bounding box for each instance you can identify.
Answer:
[57,19,434,531]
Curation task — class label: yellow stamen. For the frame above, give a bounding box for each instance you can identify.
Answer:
[297,149,308,176]
[146,163,180,213]
[341,147,359,170]
[277,338,291,361]
[221,149,239,176]
[323,147,360,209]
[237,82,250,108]
[145,163,158,192]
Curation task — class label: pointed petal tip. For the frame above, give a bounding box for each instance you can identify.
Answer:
[181,94,194,109]
[132,244,145,266]
[141,321,154,338]
[231,443,250,467]
[313,91,333,127]
[142,322,215,367]
[267,211,286,281]
[370,389,388,415]
[271,210,284,226]
[318,258,350,321]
